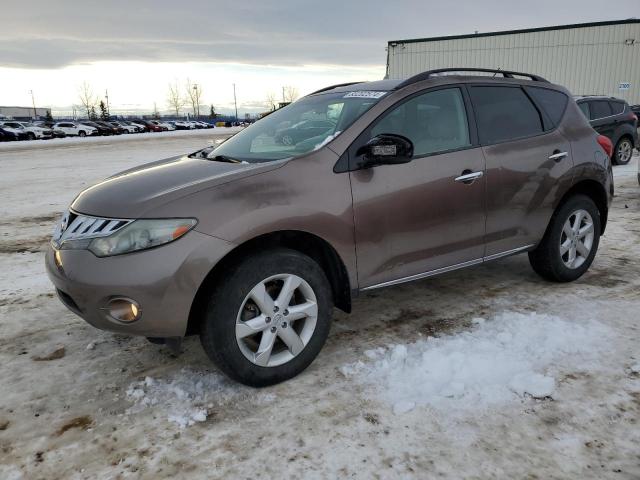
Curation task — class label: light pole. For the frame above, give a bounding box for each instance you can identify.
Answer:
[28,90,37,118]
[105,89,110,118]
[193,84,200,118]
[233,83,238,122]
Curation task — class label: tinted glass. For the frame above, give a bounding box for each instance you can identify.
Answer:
[370,88,470,156]
[578,102,590,118]
[590,101,611,119]
[470,86,543,144]
[609,101,624,115]
[526,87,568,127]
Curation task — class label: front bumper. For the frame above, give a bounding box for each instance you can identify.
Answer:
[45,230,234,337]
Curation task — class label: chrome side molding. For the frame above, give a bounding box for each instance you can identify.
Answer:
[361,244,535,291]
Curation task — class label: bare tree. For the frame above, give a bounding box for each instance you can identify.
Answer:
[185,79,203,117]
[78,81,97,117]
[167,81,185,116]
[283,86,299,103]
[265,92,278,111]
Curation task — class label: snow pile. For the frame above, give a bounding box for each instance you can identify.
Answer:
[341,311,610,414]
[126,369,275,428]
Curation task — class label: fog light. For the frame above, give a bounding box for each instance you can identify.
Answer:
[54,250,63,268]
[105,298,141,323]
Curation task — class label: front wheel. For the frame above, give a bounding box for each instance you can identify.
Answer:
[613,137,633,165]
[78,131,86,137]
[529,194,601,282]
[200,248,333,387]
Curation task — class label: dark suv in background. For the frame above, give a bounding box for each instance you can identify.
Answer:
[576,95,638,165]
[47,68,614,386]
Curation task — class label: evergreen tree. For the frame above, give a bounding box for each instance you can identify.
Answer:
[89,106,98,120]
[209,105,216,119]
[99,100,109,120]
[44,110,54,123]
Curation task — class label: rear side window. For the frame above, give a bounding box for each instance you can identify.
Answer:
[526,87,568,127]
[371,88,471,156]
[470,86,543,144]
[589,101,611,120]
[609,101,625,115]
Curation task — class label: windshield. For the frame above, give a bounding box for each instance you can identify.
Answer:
[207,91,385,162]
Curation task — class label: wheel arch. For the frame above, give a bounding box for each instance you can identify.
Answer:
[555,179,609,234]
[186,230,352,335]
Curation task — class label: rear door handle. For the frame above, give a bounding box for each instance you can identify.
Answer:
[548,151,568,161]
[454,170,484,184]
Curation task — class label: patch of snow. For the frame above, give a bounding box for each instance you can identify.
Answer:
[125,369,275,428]
[342,311,610,414]
[630,363,640,374]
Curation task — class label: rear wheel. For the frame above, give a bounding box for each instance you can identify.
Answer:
[528,195,601,282]
[200,248,333,387]
[78,130,86,137]
[27,132,36,140]
[613,137,633,165]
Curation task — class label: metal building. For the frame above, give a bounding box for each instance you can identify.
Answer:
[0,106,51,120]
[386,19,640,104]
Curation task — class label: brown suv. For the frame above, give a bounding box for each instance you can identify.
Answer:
[46,68,613,386]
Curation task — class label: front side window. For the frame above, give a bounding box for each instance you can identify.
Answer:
[370,88,470,156]
[209,91,384,163]
[589,101,611,120]
[470,86,543,144]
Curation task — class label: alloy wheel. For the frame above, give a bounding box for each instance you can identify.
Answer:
[560,209,594,269]
[616,139,632,164]
[235,274,318,367]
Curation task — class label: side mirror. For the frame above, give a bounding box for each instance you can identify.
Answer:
[356,134,414,168]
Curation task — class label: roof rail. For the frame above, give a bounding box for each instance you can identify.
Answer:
[395,68,549,89]
[308,81,363,95]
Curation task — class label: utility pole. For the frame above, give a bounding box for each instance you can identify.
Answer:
[105,89,110,118]
[193,84,199,117]
[233,83,238,122]
[29,90,37,118]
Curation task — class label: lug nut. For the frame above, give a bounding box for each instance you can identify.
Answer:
[274,306,279,313]
[265,317,271,323]
[270,326,277,333]
[283,309,289,316]
[281,322,287,328]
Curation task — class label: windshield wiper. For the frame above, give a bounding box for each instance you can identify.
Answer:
[209,154,242,163]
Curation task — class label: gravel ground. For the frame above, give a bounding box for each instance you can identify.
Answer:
[0,136,638,479]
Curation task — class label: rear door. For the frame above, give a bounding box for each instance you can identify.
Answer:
[349,86,486,289]
[469,84,573,257]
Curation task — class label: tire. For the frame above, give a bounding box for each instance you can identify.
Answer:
[27,132,36,141]
[613,137,633,165]
[528,194,601,282]
[78,131,86,137]
[200,248,333,387]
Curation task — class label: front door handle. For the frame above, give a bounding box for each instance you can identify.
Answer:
[548,150,568,161]
[454,170,484,184]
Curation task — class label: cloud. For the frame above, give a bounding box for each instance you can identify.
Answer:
[3,0,637,70]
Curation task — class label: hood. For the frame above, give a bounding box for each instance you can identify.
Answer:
[71,155,284,218]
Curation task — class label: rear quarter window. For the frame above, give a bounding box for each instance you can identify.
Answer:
[526,87,568,128]
[469,86,543,144]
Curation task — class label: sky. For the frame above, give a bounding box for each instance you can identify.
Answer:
[1,0,638,117]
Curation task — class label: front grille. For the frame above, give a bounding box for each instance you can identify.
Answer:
[53,210,132,245]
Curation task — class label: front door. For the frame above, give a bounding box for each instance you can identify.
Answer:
[349,87,487,289]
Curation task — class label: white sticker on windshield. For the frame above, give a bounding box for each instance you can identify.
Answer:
[343,91,387,99]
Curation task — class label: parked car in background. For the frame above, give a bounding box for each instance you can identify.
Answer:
[52,122,98,137]
[0,126,29,141]
[143,120,167,132]
[128,120,149,132]
[47,68,614,387]
[172,120,193,130]
[0,121,53,140]
[116,121,141,133]
[159,121,176,131]
[575,96,638,165]
[82,121,114,136]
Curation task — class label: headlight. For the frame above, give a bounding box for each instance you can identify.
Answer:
[87,218,197,257]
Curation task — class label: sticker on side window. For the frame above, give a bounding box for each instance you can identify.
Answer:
[343,91,387,99]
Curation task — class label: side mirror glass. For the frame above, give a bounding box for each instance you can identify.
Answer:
[356,134,414,168]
